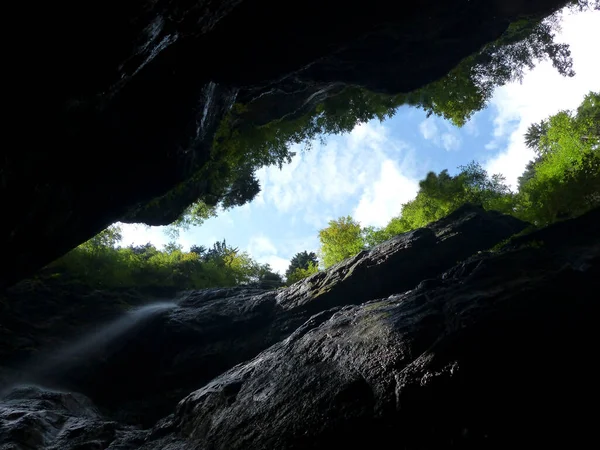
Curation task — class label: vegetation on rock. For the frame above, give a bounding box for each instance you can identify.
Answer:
[517,91,600,225]
[45,231,281,291]
[285,251,319,285]
[45,90,598,284]
[319,92,599,267]
[171,6,590,226]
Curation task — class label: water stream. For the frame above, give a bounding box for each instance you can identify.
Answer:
[1,301,177,397]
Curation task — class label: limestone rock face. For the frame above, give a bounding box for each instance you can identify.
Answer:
[142,207,600,449]
[2,207,598,449]
[0,385,145,450]
[2,0,568,287]
[1,205,526,427]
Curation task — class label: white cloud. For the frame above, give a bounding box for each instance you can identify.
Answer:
[118,120,419,266]
[419,118,461,151]
[441,133,461,151]
[247,234,278,257]
[484,141,498,151]
[419,119,439,140]
[353,160,419,227]
[256,121,417,229]
[261,255,290,275]
[246,234,289,275]
[485,9,600,189]
[118,223,171,249]
[284,235,321,256]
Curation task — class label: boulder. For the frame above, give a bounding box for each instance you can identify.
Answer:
[0,385,144,450]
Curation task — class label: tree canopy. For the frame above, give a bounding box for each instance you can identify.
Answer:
[516,91,600,225]
[169,5,589,227]
[45,229,281,291]
[319,91,599,266]
[318,216,366,268]
[285,251,319,284]
[360,162,514,248]
[55,89,597,290]
[43,90,598,291]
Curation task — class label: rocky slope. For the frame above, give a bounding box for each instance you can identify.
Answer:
[0,204,525,427]
[165,208,599,450]
[2,205,598,449]
[2,0,569,287]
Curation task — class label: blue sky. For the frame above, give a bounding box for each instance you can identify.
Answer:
[120,9,600,274]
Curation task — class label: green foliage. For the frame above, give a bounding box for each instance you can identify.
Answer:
[517,91,600,225]
[524,120,550,150]
[83,225,123,251]
[319,162,513,262]
[318,216,365,268]
[362,224,402,249]
[387,162,513,233]
[44,91,599,290]
[174,87,404,228]
[171,201,218,230]
[257,268,285,289]
[408,12,576,126]
[317,92,598,265]
[170,9,586,227]
[285,251,319,281]
[47,232,275,291]
[286,262,319,285]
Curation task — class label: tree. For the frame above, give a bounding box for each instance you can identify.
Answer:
[364,162,513,248]
[362,217,411,248]
[257,267,285,289]
[82,224,122,253]
[172,201,218,229]
[318,216,365,268]
[286,262,319,285]
[170,6,589,227]
[408,12,577,126]
[201,240,237,264]
[517,159,540,192]
[391,162,512,231]
[517,91,600,225]
[189,245,207,257]
[524,120,550,150]
[285,251,319,281]
[164,241,183,254]
[130,242,158,257]
[46,229,277,291]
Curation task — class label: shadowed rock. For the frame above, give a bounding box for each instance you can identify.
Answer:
[1,205,526,427]
[145,207,600,449]
[2,0,569,287]
[1,207,597,449]
[1,207,598,448]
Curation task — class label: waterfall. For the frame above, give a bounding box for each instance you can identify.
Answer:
[1,302,177,396]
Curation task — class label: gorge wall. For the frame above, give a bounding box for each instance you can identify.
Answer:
[1,204,598,449]
[2,0,569,288]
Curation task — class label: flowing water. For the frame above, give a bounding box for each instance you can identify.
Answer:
[1,301,177,397]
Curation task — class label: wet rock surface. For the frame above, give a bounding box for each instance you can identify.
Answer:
[0,386,144,450]
[0,210,600,450]
[0,205,525,427]
[1,207,598,449]
[144,207,600,449]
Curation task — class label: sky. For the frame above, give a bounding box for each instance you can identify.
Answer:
[120,8,600,275]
